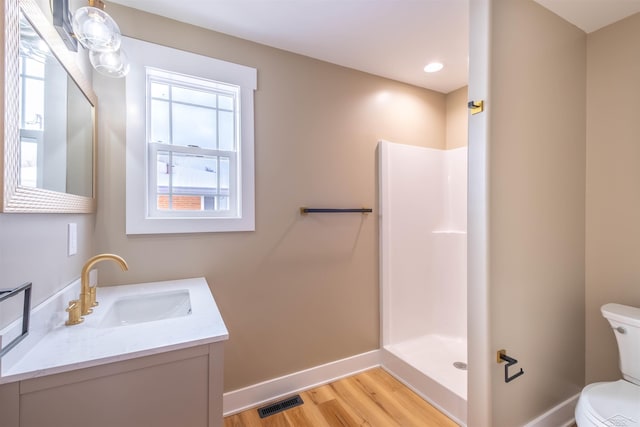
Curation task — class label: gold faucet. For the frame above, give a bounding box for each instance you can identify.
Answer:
[78,254,129,317]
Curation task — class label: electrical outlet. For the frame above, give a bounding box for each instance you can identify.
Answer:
[68,223,77,256]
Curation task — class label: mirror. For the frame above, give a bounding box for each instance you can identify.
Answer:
[2,0,97,212]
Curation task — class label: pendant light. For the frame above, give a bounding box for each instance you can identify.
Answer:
[52,0,129,78]
[71,0,121,53]
[89,48,130,78]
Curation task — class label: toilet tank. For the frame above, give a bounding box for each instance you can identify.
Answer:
[601,303,640,385]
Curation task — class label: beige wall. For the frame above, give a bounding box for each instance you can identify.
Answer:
[96,4,448,391]
[585,12,640,384]
[446,86,469,149]
[0,214,95,327]
[486,1,586,425]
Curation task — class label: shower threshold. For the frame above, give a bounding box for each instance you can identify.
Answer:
[381,334,467,426]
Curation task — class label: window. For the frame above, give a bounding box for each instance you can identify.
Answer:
[146,69,239,217]
[19,54,45,189]
[124,38,257,234]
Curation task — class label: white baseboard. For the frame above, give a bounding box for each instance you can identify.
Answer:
[224,349,580,426]
[222,350,381,416]
[523,393,580,427]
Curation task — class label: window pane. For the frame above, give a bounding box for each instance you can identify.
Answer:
[158,194,203,211]
[150,99,170,143]
[24,57,45,78]
[150,82,169,100]
[217,196,229,211]
[23,79,44,130]
[203,196,215,210]
[156,151,171,207]
[173,86,216,108]
[218,94,233,110]
[155,150,219,211]
[218,110,234,151]
[172,103,216,148]
[219,157,230,197]
[20,138,38,187]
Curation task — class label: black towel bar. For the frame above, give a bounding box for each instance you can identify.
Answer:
[300,207,372,215]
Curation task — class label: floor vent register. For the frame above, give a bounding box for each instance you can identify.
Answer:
[257,394,304,418]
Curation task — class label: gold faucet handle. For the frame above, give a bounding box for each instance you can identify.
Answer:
[89,286,99,308]
[65,300,84,326]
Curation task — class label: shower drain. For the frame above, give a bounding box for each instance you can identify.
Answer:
[453,361,468,370]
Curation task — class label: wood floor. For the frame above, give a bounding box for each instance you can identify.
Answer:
[224,368,459,427]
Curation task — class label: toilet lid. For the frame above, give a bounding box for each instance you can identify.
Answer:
[581,380,640,426]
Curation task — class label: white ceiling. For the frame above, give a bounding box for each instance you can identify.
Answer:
[108,0,640,94]
[108,0,469,94]
[534,0,640,33]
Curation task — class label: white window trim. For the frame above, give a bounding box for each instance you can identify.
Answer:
[124,37,257,234]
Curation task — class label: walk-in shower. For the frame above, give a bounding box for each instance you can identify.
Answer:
[379,140,467,425]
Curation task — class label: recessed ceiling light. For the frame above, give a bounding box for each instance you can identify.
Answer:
[424,62,444,73]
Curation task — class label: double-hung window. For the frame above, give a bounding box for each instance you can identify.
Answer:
[124,37,257,234]
[147,69,239,217]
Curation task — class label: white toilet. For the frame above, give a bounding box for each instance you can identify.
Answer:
[575,303,640,426]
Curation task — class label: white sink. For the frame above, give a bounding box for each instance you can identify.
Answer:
[100,289,192,328]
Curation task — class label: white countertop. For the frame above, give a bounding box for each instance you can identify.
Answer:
[0,277,228,384]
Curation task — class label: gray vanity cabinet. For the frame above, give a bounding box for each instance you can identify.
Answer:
[0,343,224,427]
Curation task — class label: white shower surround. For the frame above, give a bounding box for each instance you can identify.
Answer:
[379,140,468,425]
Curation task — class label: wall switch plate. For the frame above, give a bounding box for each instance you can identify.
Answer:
[68,223,77,256]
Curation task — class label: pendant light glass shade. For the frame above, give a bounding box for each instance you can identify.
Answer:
[72,6,121,52]
[89,48,130,78]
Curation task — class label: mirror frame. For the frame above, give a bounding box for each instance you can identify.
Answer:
[1,0,97,213]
